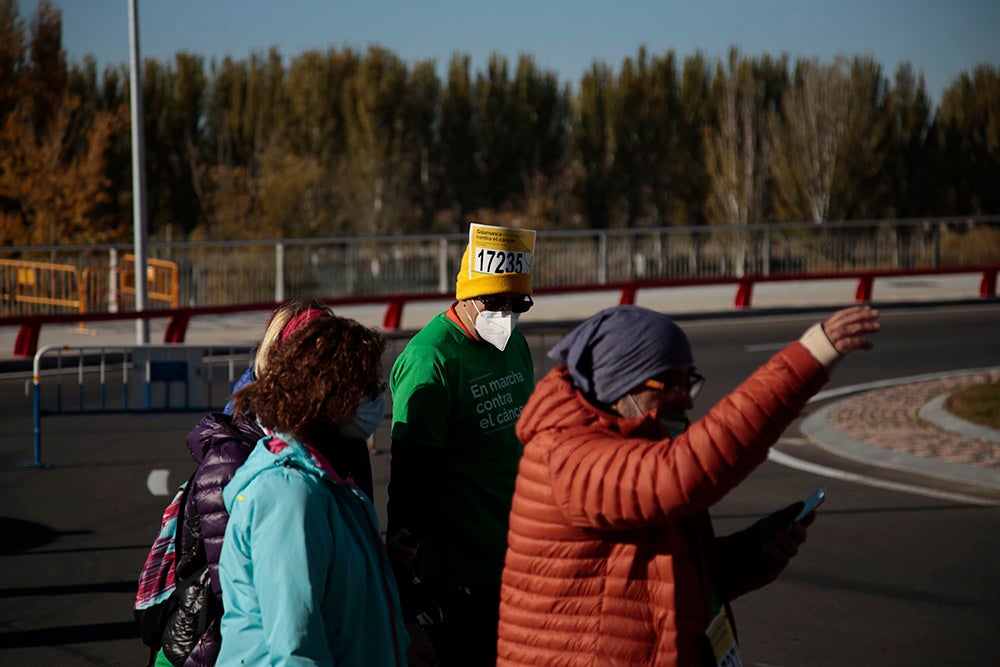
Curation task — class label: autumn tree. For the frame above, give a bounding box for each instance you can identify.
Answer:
[0,0,124,247]
[21,0,64,136]
[66,56,130,234]
[0,0,26,119]
[0,95,124,245]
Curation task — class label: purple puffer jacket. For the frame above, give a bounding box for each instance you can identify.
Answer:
[185,412,264,596]
[165,412,263,667]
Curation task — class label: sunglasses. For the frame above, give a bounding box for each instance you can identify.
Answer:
[642,371,705,400]
[478,294,534,313]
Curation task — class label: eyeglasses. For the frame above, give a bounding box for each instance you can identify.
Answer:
[478,294,534,313]
[642,372,705,400]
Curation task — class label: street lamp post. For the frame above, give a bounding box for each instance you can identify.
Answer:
[128,0,149,343]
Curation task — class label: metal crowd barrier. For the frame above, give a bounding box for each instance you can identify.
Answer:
[1,255,180,317]
[0,258,86,316]
[27,343,254,468]
[119,254,181,309]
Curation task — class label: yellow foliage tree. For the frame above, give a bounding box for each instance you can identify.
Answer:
[0,93,126,246]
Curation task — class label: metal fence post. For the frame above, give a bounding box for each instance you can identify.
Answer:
[933,223,942,268]
[345,241,355,295]
[598,232,608,285]
[26,376,48,468]
[762,227,772,277]
[275,242,285,302]
[438,238,449,293]
[108,247,119,313]
[26,352,49,468]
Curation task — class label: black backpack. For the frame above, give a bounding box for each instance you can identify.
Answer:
[134,472,213,666]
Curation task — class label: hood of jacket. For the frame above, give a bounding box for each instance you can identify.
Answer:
[516,366,663,446]
[186,412,264,465]
[222,433,335,513]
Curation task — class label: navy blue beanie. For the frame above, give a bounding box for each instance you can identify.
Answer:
[548,305,694,404]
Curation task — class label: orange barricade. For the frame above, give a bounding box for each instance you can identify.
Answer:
[0,258,86,317]
[119,254,180,309]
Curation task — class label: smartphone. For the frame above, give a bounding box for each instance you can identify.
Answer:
[790,486,827,526]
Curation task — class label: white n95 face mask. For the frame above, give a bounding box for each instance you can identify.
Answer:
[342,393,386,441]
[473,301,519,351]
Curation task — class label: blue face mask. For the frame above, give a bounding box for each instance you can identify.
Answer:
[342,393,386,441]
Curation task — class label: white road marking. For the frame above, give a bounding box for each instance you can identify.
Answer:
[767,449,998,507]
[767,367,1000,506]
[147,469,171,496]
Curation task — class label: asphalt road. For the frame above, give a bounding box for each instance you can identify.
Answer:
[1,303,998,666]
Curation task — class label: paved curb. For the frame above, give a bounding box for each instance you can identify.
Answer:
[919,394,1000,443]
[801,371,1000,492]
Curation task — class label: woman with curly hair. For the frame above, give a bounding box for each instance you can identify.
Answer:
[215,315,410,666]
[150,299,362,667]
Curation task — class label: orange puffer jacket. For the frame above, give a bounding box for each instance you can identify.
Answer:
[498,342,827,667]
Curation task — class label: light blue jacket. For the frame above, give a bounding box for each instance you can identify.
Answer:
[217,435,408,666]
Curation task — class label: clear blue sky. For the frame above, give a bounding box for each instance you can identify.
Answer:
[17,0,1000,105]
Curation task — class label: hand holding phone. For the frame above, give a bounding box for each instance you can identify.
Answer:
[789,486,827,528]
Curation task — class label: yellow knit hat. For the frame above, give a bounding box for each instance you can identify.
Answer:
[455,224,536,300]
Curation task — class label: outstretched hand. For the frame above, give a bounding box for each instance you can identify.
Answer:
[822,305,881,355]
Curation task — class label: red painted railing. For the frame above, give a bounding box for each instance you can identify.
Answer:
[2,265,996,358]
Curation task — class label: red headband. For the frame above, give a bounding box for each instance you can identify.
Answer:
[280,308,326,341]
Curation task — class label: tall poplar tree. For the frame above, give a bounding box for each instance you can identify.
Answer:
[704,50,777,274]
[673,52,716,228]
[508,55,569,223]
[614,47,654,227]
[571,61,619,229]
[438,54,478,230]
[339,46,412,235]
[884,63,934,218]
[473,53,519,210]
[705,49,773,228]
[141,53,206,237]
[937,65,1000,216]
[400,59,442,233]
[769,58,836,222]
